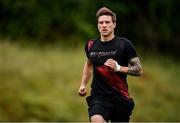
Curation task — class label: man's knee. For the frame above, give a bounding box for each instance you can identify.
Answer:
[91,114,106,123]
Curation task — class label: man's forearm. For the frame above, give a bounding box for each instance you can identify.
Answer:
[120,57,143,76]
[78,60,92,97]
[81,60,93,86]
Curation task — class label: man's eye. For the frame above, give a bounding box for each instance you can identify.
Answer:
[99,22,103,24]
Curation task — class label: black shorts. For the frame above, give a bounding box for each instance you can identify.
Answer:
[86,95,134,122]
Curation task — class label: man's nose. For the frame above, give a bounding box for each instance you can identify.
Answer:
[102,22,107,27]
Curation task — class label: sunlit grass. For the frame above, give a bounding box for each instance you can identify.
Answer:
[0,41,87,121]
[0,41,179,121]
[129,54,180,121]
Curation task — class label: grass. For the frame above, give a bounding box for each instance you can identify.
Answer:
[0,41,179,121]
[129,54,180,121]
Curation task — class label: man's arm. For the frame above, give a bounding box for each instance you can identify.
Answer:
[104,57,143,76]
[123,57,143,76]
[78,59,93,96]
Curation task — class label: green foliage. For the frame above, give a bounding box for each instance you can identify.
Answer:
[0,0,95,42]
[0,41,179,121]
[0,0,180,56]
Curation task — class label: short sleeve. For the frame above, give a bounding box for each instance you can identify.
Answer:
[84,39,94,59]
[125,39,138,61]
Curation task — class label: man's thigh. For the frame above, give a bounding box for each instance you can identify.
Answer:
[86,96,111,121]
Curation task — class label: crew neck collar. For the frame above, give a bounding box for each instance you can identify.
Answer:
[99,36,117,43]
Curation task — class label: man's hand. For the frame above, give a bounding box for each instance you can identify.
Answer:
[78,84,87,97]
[104,58,121,71]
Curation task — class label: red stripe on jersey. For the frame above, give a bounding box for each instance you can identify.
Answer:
[87,40,94,51]
[97,65,130,98]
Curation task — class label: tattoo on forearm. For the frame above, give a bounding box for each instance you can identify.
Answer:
[127,57,143,76]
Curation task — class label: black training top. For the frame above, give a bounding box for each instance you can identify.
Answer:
[85,36,137,100]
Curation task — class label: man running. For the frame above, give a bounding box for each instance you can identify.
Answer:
[78,7,143,122]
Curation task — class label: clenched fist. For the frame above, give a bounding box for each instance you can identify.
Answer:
[78,84,87,97]
[104,58,121,71]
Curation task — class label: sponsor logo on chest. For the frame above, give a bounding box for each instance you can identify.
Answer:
[90,50,118,58]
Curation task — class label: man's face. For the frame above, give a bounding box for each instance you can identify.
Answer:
[98,15,116,37]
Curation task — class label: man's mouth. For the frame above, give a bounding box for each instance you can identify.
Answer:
[102,29,108,32]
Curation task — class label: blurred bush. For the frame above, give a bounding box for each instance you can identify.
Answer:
[0,0,179,57]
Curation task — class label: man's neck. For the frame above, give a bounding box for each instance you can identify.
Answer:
[101,34,115,42]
